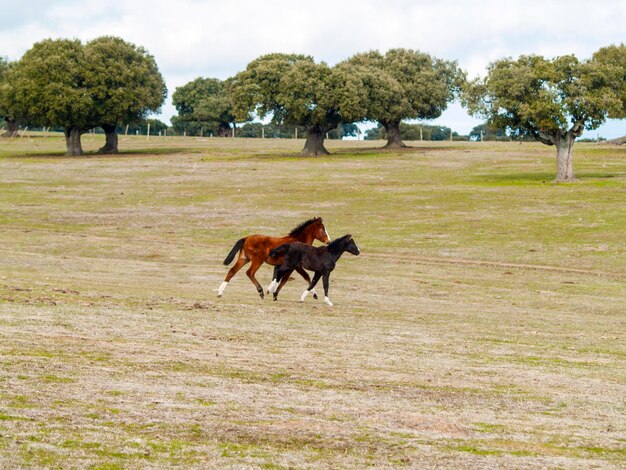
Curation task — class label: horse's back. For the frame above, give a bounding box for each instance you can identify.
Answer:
[244,234,295,263]
[294,243,328,272]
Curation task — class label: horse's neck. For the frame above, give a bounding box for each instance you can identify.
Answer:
[328,242,347,261]
[297,229,315,244]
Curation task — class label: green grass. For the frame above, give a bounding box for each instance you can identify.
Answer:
[0,134,624,468]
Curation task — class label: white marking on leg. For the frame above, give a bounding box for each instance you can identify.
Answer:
[324,296,333,306]
[217,281,228,297]
[267,279,277,293]
[300,290,310,302]
[311,288,318,297]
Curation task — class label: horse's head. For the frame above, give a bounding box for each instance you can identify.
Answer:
[345,235,360,256]
[313,217,331,245]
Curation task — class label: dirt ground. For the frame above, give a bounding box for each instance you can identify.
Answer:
[0,135,624,468]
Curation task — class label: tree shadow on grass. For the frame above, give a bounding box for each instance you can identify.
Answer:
[1,148,204,159]
[474,172,621,186]
[333,144,452,155]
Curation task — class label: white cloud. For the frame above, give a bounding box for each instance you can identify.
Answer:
[1,0,625,136]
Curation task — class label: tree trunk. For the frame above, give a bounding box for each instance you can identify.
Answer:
[64,127,85,156]
[98,124,118,154]
[217,124,230,137]
[383,121,406,148]
[300,127,330,156]
[554,132,576,182]
[1,117,18,137]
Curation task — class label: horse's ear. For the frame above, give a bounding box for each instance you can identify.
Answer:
[347,234,352,240]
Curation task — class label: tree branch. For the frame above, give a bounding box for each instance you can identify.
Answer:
[535,130,555,146]
[570,122,584,137]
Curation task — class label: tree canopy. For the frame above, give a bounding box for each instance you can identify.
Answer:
[229,53,368,155]
[462,53,623,181]
[172,77,234,137]
[343,48,463,148]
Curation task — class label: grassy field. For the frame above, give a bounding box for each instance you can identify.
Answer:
[0,133,625,468]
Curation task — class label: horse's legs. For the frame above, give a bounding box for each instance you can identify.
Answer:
[322,273,332,306]
[300,272,322,303]
[270,266,291,295]
[218,255,249,297]
[269,267,317,300]
[267,266,280,294]
[246,258,266,299]
[295,266,318,300]
[272,268,294,301]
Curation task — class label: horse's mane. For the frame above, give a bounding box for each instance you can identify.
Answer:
[289,217,320,236]
[327,234,352,253]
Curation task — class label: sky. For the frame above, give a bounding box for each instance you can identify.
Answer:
[2,0,625,138]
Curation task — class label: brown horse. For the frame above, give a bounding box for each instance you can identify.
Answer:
[218,217,330,299]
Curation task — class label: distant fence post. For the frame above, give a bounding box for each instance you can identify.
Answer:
[125,124,129,136]
[261,126,265,139]
[146,123,150,141]
[295,128,298,139]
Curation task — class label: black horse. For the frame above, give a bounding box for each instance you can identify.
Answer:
[268,234,360,306]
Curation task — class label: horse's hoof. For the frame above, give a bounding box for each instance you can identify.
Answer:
[313,293,318,300]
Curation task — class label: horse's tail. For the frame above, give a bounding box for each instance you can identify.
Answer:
[223,238,246,265]
[269,244,289,259]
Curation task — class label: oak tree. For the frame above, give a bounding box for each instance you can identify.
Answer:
[463,54,622,181]
[344,49,462,148]
[172,77,234,137]
[4,39,95,155]
[229,53,368,156]
[85,36,166,153]
[3,37,166,155]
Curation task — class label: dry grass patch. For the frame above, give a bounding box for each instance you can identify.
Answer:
[0,135,624,468]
